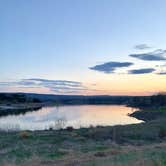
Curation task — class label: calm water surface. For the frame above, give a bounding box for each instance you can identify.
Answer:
[0,105,143,131]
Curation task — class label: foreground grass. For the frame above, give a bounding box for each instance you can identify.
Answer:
[83,143,166,166]
[2,142,166,166]
[1,109,166,165]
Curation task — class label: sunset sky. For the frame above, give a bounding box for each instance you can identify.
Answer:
[1,0,166,95]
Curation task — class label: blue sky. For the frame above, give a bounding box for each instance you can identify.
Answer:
[1,0,166,95]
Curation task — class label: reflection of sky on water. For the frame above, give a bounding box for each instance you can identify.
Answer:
[0,105,143,131]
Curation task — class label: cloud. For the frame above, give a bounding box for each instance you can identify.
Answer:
[89,61,133,73]
[156,63,166,68]
[134,44,152,50]
[0,78,88,94]
[26,78,82,87]
[128,68,155,74]
[157,71,166,75]
[129,49,166,61]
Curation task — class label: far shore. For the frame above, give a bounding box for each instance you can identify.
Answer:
[0,103,45,116]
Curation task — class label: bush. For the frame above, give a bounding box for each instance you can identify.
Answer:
[158,127,166,138]
[66,126,74,132]
[94,152,106,157]
[19,131,31,139]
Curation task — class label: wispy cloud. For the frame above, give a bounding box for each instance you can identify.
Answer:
[129,49,166,61]
[26,78,82,87]
[128,68,155,74]
[134,44,152,50]
[156,63,166,67]
[0,78,88,94]
[89,61,133,73]
[157,71,166,75]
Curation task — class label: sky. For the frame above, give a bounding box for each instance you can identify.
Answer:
[0,0,166,95]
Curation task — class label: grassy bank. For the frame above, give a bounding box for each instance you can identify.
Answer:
[1,107,166,166]
[130,107,166,121]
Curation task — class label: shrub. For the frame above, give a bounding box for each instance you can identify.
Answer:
[158,127,166,138]
[94,152,106,157]
[66,126,74,132]
[19,131,31,139]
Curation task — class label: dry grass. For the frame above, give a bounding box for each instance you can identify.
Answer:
[1,143,166,166]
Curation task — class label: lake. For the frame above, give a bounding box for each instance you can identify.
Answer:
[0,105,143,131]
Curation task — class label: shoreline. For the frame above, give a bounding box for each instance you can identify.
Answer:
[130,107,166,122]
[0,103,43,116]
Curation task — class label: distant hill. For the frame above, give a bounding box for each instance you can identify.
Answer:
[24,93,131,105]
[0,93,166,107]
[0,93,131,105]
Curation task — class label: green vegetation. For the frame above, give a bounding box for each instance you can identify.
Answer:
[83,147,166,166]
[0,93,42,116]
[130,107,166,121]
[0,93,41,104]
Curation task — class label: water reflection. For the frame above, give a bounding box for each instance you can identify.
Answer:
[0,105,143,131]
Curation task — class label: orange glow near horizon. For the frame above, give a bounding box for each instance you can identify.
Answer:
[83,73,166,96]
[1,74,165,96]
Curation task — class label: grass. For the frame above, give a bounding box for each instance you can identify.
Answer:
[144,107,166,112]
[83,144,166,166]
[130,107,166,122]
